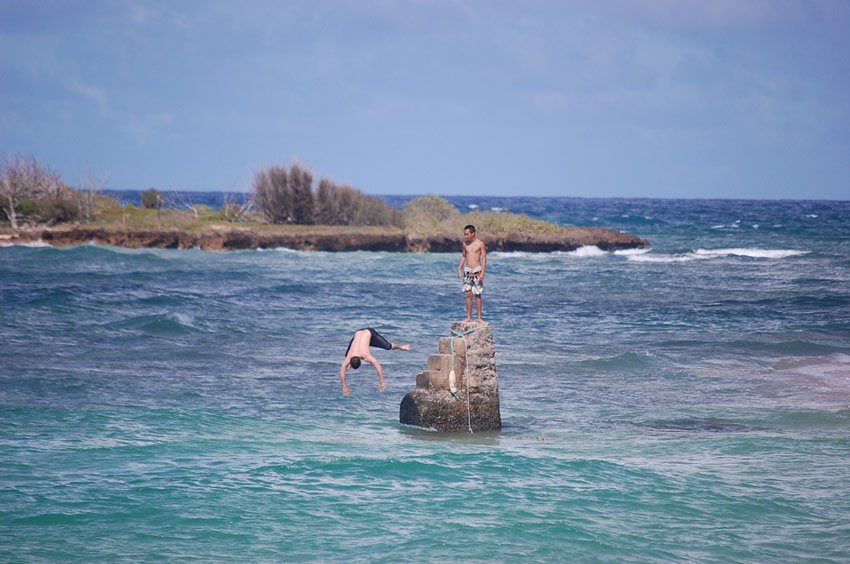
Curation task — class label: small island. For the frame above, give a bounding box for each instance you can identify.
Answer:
[1,157,648,252]
[5,222,646,253]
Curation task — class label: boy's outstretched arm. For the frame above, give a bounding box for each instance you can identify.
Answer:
[339,361,351,396]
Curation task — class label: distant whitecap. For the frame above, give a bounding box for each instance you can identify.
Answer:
[693,248,809,259]
[569,245,607,258]
[614,248,651,256]
[627,247,809,263]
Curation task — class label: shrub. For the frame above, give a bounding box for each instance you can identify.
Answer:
[289,163,314,225]
[9,199,43,223]
[1,197,82,225]
[402,195,461,233]
[39,197,82,224]
[254,163,399,227]
[141,188,164,209]
[464,210,563,235]
[253,166,292,224]
[1,154,65,229]
[315,178,400,226]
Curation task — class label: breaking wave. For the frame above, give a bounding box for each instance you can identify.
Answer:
[628,248,809,263]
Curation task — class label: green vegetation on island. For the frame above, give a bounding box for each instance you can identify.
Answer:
[1,154,648,251]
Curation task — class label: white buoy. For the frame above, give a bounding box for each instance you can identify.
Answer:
[449,369,458,394]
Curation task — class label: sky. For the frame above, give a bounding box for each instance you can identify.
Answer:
[1,0,848,199]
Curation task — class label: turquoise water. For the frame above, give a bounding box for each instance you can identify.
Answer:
[2,198,850,561]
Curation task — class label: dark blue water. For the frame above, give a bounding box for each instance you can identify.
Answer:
[2,198,849,561]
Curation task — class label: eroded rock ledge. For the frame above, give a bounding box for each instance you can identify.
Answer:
[4,225,648,252]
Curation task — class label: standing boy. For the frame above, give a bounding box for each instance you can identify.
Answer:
[457,224,487,323]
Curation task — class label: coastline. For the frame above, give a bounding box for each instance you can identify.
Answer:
[2,224,649,252]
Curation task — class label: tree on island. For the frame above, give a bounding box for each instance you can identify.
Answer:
[141,188,164,210]
[141,188,165,222]
[0,154,83,229]
[252,162,400,226]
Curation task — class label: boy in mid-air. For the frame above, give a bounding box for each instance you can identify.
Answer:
[339,328,411,396]
[457,224,487,323]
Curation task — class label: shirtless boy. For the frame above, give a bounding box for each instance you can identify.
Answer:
[339,328,411,396]
[457,224,487,322]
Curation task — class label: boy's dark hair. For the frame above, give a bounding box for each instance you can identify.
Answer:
[464,224,476,233]
[350,356,361,369]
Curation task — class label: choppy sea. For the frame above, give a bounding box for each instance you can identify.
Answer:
[2,197,849,561]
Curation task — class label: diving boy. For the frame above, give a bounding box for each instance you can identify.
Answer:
[339,328,411,396]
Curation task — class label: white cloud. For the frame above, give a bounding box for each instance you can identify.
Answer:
[66,76,109,111]
[126,112,174,143]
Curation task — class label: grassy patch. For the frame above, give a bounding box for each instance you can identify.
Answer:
[27,194,566,240]
[402,195,564,236]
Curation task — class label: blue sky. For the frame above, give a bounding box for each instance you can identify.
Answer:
[1,1,848,199]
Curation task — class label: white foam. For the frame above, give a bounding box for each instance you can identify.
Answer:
[172,312,197,328]
[491,246,609,259]
[569,245,607,258]
[614,247,651,256]
[626,247,809,263]
[693,248,808,259]
[627,253,702,263]
[0,239,51,248]
[467,204,479,210]
[805,214,818,219]
[488,251,530,258]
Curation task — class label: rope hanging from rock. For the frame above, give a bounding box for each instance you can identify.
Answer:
[399,321,501,432]
[450,326,478,434]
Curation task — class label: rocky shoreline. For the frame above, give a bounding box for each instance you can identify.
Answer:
[3,225,649,252]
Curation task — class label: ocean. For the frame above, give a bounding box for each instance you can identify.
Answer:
[2,197,849,561]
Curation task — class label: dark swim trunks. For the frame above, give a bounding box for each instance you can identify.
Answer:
[345,328,392,357]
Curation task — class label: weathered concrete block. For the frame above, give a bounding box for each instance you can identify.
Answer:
[400,321,501,432]
[429,353,453,373]
[415,371,429,390]
[438,337,466,378]
[428,369,450,390]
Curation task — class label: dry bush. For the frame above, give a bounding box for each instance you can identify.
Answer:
[220,193,254,222]
[315,178,400,226]
[77,170,107,222]
[288,163,315,225]
[254,162,399,227]
[253,166,293,224]
[1,154,77,228]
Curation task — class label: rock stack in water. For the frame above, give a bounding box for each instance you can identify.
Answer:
[399,321,502,432]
